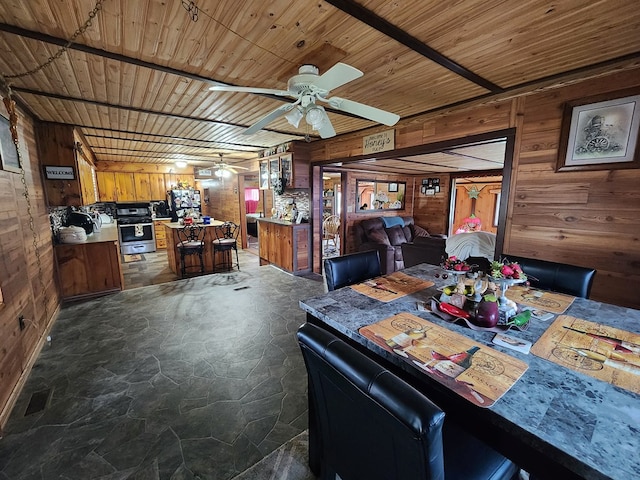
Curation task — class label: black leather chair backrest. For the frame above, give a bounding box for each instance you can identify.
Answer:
[504,255,596,298]
[297,323,447,480]
[297,323,519,480]
[323,250,381,291]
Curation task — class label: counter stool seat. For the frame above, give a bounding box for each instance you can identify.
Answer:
[177,225,205,276]
[213,222,240,272]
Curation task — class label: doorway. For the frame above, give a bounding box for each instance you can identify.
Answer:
[322,171,342,259]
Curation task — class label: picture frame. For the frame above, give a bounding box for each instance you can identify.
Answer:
[388,182,398,192]
[556,89,640,172]
[0,115,21,173]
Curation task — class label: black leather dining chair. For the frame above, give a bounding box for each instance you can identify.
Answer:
[503,255,596,298]
[212,221,240,272]
[323,250,381,291]
[297,323,520,480]
[176,224,205,276]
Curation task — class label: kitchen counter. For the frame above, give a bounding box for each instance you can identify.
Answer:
[82,224,118,243]
[164,220,224,229]
[164,221,229,277]
[256,218,310,274]
[54,224,123,300]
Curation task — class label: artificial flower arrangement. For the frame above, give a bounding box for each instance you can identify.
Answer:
[489,258,527,281]
[441,256,471,272]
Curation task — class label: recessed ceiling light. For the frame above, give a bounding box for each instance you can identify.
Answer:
[175,161,188,168]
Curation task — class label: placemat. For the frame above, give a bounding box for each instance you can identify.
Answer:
[359,313,529,407]
[531,315,640,394]
[505,285,574,314]
[350,271,434,302]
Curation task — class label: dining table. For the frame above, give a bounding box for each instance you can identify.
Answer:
[298,262,640,480]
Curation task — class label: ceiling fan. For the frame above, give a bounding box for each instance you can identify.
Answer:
[211,153,249,178]
[210,62,400,138]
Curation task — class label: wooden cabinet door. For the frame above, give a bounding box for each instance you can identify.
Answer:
[134,173,151,201]
[115,172,136,201]
[77,154,98,205]
[149,173,167,200]
[258,222,270,261]
[96,172,117,202]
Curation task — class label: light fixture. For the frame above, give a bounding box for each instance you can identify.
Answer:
[285,106,304,128]
[305,106,326,130]
[215,167,231,178]
[175,161,188,168]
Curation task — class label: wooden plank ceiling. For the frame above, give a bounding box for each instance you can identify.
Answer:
[0,0,638,173]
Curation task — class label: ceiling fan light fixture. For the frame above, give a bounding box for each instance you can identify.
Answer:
[306,106,326,130]
[284,107,303,128]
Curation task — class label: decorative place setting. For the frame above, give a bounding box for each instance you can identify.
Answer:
[359,312,529,407]
[350,271,434,302]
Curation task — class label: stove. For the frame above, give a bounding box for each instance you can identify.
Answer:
[115,203,156,254]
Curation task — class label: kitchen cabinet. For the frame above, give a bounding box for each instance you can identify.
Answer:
[257,218,310,274]
[149,173,167,200]
[38,123,98,206]
[153,218,171,249]
[96,171,117,202]
[258,142,310,189]
[115,172,136,201]
[54,227,123,299]
[134,173,151,201]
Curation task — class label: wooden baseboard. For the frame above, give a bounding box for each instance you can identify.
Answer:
[0,304,60,436]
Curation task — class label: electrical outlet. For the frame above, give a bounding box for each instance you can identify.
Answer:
[18,315,25,331]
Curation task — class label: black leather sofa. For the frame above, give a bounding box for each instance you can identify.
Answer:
[297,322,520,480]
[504,254,596,298]
[354,216,447,274]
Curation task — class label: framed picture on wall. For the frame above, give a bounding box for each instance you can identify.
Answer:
[388,182,398,192]
[0,115,21,173]
[556,89,640,172]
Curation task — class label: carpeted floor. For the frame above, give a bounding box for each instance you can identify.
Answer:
[231,430,316,480]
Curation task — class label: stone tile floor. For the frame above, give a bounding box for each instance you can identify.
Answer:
[0,250,325,479]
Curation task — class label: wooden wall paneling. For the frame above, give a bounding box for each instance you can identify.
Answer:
[0,109,59,431]
[37,123,81,206]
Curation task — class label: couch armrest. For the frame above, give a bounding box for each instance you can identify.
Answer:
[358,242,396,274]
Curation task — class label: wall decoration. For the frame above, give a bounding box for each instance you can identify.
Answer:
[557,90,640,171]
[0,115,20,173]
[388,182,398,192]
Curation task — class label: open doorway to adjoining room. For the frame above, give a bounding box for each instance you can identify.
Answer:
[322,170,342,260]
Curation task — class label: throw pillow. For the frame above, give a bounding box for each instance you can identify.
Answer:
[366,228,391,246]
[385,225,408,246]
[381,216,404,228]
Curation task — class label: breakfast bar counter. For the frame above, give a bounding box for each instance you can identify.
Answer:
[163,221,225,277]
[299,263,640,480]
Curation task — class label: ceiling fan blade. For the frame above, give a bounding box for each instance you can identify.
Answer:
[314,63,363,92]
[315,111,336,139]
[210,85,292,97]
[326,96,400,126]
[244,104,295,135]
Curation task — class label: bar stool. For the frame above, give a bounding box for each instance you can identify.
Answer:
[176,225,205,277]
[212,222,240,272]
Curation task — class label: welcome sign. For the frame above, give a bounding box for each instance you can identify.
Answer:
[363,130,395,154]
